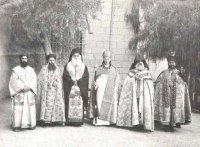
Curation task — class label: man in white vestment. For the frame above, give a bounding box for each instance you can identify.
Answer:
[88,50,121,126]
[9,55,37,131]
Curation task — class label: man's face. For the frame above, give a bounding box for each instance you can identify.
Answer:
[20,56,28,67]
[72,53,81,60]
[135,61,145,71]
[48,57,56,65]
[168,60,176,69]
[103,56,111,65]
[180,66,185,74]
[71,53,82,66]
[48,57,56,70]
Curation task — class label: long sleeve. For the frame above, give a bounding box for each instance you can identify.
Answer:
[29,70,37,95]
[116,73,121,102]
[77,66,89,108]
[63,65,74,99]
[9,71,25,97]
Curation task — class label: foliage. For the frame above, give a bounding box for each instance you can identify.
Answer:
[8,0,102,58]
[14,0,101,38]
[128,0,200,75]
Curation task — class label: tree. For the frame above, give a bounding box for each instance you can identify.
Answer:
[128,0,200,65]
[0,0,23,16]
[128,1,200,70]
[6,0,102,56]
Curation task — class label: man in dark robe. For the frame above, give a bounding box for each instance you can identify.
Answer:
[63,48,89,125]
[154,52,192,131]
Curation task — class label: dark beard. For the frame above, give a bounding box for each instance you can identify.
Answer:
[20,61,28,67]
[169,65,176,69]
[48,63,56,71]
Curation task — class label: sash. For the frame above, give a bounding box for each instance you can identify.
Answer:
[98,66,117,122]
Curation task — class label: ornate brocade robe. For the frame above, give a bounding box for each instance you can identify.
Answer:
[117,69,154,131]
[154,68,191,126]
[37,65,65,123]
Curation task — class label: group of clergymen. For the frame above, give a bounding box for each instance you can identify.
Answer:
[9,48,191,132]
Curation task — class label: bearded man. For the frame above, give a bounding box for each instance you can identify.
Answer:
[9,55,37,131]
[116,54,154,131]
[63,48,89,126]
[37,54,65,126]
[88,50,121,126]
[154,52,191,131]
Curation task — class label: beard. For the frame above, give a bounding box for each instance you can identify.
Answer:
[48,63,56,71]
[71,57,82,67]
[169,65,176,69]
[20,61,28,67]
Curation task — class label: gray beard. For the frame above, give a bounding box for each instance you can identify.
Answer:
[71,58,81,67]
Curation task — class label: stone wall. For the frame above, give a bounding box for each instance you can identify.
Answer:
[83,0,135,85]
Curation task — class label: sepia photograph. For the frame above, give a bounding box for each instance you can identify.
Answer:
[0,0,199,146]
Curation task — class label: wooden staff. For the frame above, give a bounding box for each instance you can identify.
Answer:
[93,65,98,126]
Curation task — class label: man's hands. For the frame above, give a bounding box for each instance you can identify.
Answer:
[128,72,134,77]
[128,71,142,80]
[94,81,99,90]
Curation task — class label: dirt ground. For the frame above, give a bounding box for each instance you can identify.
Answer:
[0,98,199,147]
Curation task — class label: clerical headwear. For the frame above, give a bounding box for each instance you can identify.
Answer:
[134,53,145,63]
[130,53,149,70]
[102,50,112,57]
[71,48,82,56]
[19,54,28,59]
[167,50,176,62]
[68,47,82,62]
[46,53,56,61]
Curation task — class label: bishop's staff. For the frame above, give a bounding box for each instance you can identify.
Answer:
[93,65,98,126]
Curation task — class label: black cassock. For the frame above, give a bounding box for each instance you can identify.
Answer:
[63,64,89,125]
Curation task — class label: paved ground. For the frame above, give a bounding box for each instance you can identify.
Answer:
[0,98,199,147]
